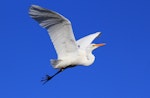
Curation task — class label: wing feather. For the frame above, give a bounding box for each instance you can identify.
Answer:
[29,5,78,58]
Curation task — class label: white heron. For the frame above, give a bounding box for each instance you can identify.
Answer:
[29,5,105,84]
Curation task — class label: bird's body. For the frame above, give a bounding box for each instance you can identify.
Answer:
[52,48,95,68]
[29,5,105,83]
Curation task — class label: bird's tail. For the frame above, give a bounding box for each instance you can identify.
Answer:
[50,59,62,68]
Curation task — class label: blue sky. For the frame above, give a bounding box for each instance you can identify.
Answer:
[0,0,150,98]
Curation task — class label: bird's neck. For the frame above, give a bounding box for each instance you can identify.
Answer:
[83,52,95,66]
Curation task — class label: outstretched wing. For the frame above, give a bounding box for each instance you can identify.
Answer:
[29,5,78,59]
[76,32,101,50]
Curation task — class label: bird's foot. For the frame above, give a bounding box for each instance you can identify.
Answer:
[41,69,64,85]
[41,75,52,85]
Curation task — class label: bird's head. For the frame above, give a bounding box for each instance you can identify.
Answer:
[90,43,106,51]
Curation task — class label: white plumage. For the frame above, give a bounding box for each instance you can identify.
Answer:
[29,5,105,70]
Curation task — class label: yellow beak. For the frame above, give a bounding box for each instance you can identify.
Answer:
[94,43,106,47]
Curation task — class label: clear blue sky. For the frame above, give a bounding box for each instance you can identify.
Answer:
[0,0,150,98]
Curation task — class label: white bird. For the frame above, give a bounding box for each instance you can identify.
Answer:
[29,5,105,84]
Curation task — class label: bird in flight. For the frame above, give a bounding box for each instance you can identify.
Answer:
[29,5,105,84]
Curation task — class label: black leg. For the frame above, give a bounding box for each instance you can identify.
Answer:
[41,69,63,85]
[41,65,76,85]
